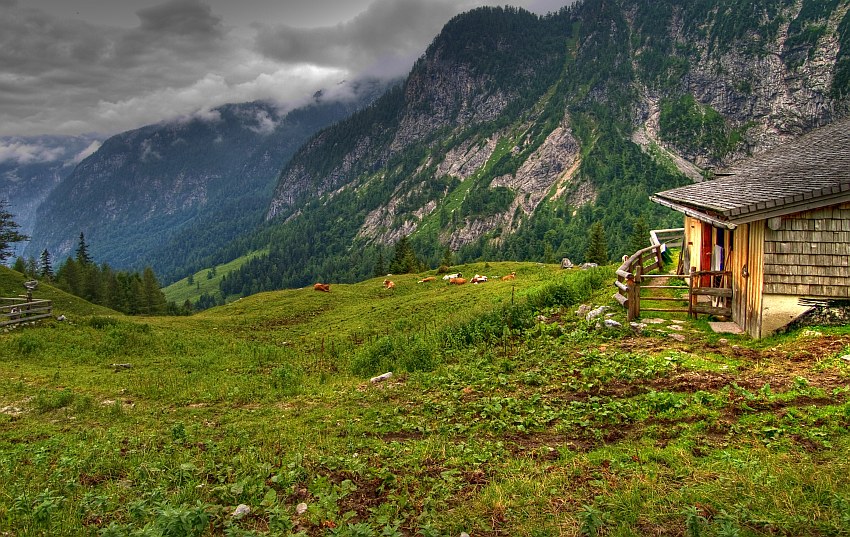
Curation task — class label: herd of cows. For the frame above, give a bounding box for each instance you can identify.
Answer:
[312,271,518,293]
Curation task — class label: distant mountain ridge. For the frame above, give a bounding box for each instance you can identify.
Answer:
[24,80,390,281]
[0,134,102,247]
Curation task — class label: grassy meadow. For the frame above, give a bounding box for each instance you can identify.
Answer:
[1,263,850,536]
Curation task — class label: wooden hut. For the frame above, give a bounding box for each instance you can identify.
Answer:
[650,117,850,338]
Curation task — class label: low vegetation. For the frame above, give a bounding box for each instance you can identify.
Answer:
[1,263,849,536]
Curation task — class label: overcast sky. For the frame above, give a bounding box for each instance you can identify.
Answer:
[0,0,570,138]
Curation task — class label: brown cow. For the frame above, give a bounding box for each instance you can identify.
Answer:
[500,272,516,281]
[383,279,395,289]
[449,277,467,285]
[417,276,436,283]
[313,283,330,292]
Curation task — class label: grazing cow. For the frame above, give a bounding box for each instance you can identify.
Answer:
[449,277,467,285]
[471,274,488,284]
[501,272,516,281]
[442,272,462,280]
[313,283,330,292]
[383,279,395,290]
[417,276,436,283]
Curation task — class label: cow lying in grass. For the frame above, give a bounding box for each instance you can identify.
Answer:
[449,277,467,285]
[501,272,516,281]
[471,274,488,284]
[417,276,436,283]
[383,279,395,289]
[442,272,462,280]
[313,283,330,292]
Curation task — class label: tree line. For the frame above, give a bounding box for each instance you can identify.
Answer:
[10,227,178,316]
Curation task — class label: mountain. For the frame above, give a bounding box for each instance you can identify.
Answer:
[0,134,102,245]
[24,81,389,282]
[220,0,849,296]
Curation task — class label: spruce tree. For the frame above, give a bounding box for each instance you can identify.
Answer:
[39,249,54,281]
[373,250,385,277]
[0,200,28,263]
[628,216,650,254]
[585,222,609,265]
[76,232,92,265]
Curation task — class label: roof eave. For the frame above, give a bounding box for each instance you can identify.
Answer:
[726,190,850,224]
[649,195,737,229]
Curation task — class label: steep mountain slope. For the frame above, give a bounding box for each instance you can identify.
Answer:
[25,83,387,282]
[0,135,102,242]
[221,0,849,296]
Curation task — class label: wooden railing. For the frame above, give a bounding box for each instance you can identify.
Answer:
[688,269,732,318]
[614,244,666,321]
[614,228,733,321]
[0,298,53,327]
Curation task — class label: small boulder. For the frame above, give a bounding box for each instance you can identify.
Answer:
[296,502,308,515]
[370,372,393,384]
[604,319,622,328]
[586,306,607,321]
[232,504,251,518]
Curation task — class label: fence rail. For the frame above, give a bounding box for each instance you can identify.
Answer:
[0,298,53,327]
[613,229,732,321]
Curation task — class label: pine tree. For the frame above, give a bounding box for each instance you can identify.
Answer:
[12,257,26,274]
[0,200,28,263]
[628,216,650,254]
[39,249,54,281]
[373,250,385,277]
[585,222,609,265]
[76,232,92,265]
[440,246,454,268]
[388,235,422,274]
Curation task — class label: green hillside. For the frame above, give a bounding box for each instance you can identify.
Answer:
[162,249,268,307]
[2,262,849,535]
[0,266,119,318]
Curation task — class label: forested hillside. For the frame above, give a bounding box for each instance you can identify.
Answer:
[24,82,389,283]
[219,0,849,297]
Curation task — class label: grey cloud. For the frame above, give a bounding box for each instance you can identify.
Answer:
[0,0,17,7]
[0,140,66,164]
[136,0,223,36]
[255,0,470,77]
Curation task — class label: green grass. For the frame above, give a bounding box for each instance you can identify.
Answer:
[2,262,850,536]
[162,249,268,305]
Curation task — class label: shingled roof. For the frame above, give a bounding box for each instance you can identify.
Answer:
[650,116,850,227]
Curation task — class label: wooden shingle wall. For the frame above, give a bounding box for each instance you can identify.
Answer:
[763,202,850,297]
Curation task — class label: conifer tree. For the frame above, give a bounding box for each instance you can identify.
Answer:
[12,257,26,274]
[39,249,54,281]
[585,222,609,265]
[76,232,92,265]
[628,216,650,254]
[388,235,421,274]
[373,250,385,277]
[0,200,28,263]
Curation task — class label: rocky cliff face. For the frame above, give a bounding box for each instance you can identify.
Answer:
[268,1,850,258]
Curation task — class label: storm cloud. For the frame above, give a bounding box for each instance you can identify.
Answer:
[0,0,572,137]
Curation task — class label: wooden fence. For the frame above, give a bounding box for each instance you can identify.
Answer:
[613,228,732,321]
[0,298,53,327]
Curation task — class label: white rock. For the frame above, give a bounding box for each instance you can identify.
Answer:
[669,333,686,342]
[840,355,850,362]
[370,372,393,384]
[586,306,608,321]
[604,319,622,328]
[232,504,251,518]
[296,502,308,515]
